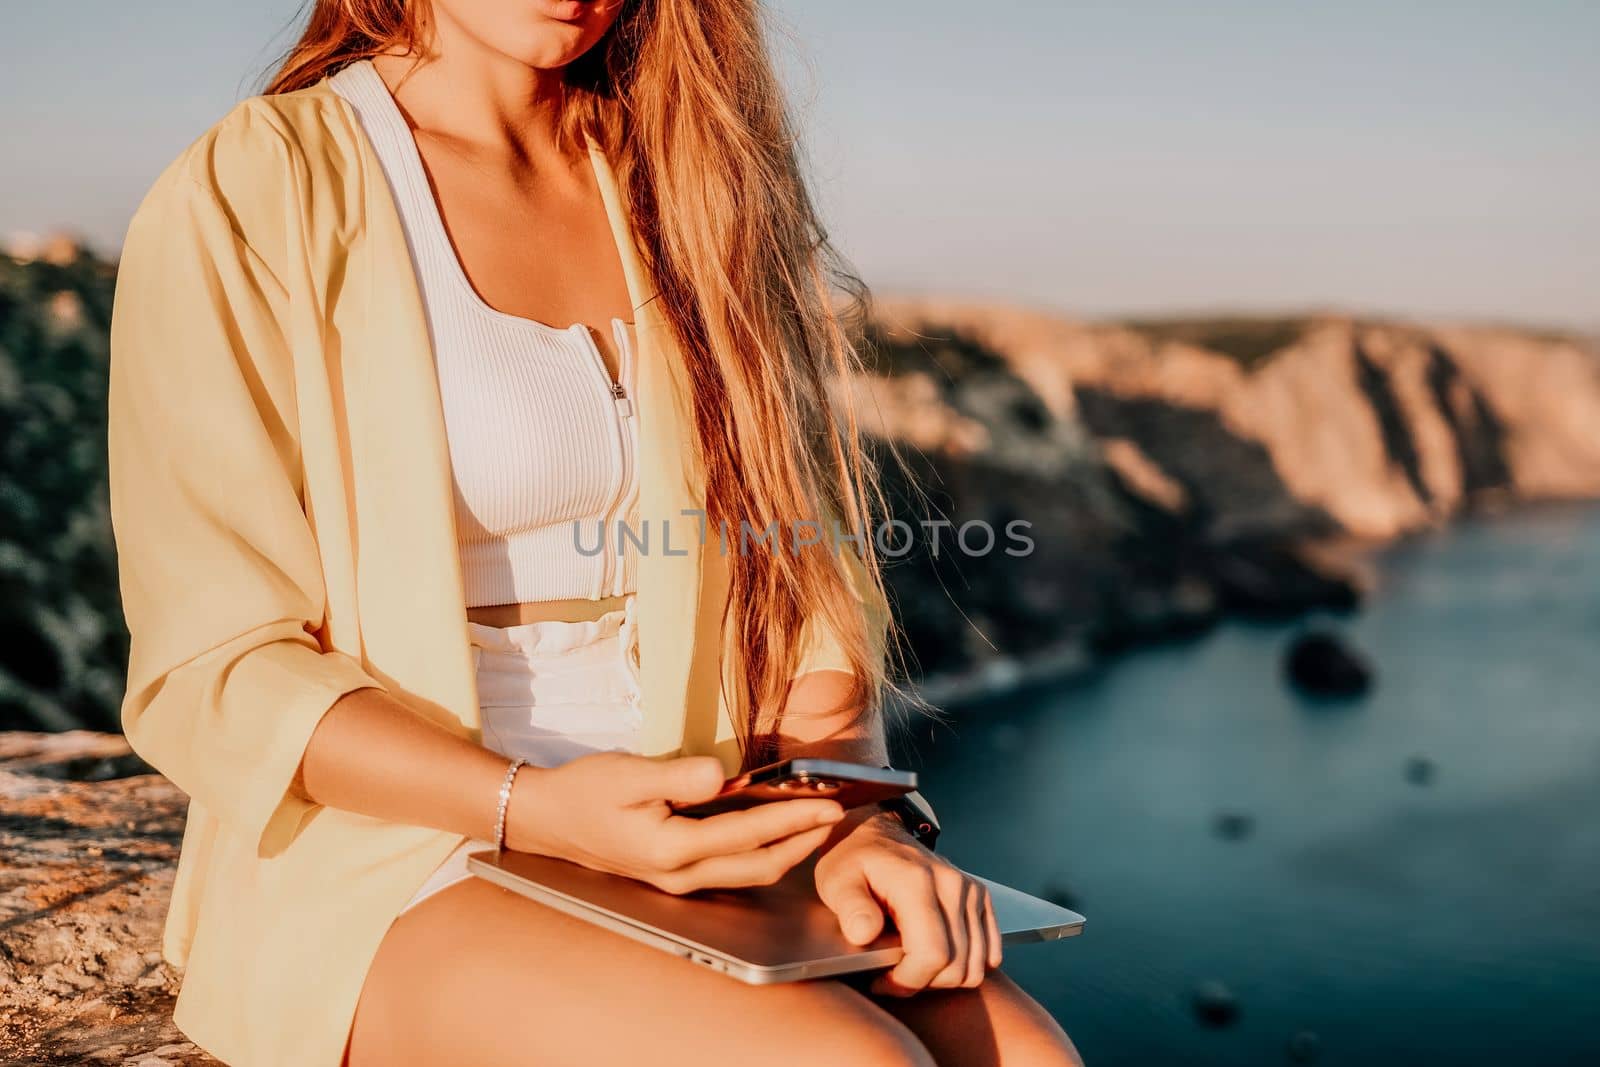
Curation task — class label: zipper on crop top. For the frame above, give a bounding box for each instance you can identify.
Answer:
[573,321,636,597]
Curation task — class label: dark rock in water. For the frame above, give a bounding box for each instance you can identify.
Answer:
[1286,1029,1322,1062]
[1040,881,1081,911]
[1212,811,1256,841]
[1190,980,1241,1028]
[1285,630,1373,697]
[1404,755,1437,786]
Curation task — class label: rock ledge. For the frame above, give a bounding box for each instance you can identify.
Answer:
[0,731,215,1066]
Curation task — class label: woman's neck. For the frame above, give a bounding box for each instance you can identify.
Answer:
[370,24,571,170]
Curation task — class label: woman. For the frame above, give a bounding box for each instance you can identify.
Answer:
[107,1,1081,1064]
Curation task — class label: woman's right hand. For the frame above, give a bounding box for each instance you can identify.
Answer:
[502,752,844,894]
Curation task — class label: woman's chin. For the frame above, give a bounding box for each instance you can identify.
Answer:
[498,22,604,71]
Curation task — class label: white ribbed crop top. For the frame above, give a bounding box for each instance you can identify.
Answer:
[329,60,639,608]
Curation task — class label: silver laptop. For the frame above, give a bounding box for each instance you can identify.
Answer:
[467,848,1084,984]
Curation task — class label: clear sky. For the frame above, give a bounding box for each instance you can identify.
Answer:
[3,1,1595,328]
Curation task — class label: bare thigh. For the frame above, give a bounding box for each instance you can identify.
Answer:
[348,877,935,1067]
[871,974,1084,1067]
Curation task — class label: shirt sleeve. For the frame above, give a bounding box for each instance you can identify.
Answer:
[107,166,386,859]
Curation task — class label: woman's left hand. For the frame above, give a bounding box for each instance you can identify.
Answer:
[813,812,1002,996]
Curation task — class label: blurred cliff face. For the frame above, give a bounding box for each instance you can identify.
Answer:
[3,243,1598,730]
[871,300,1600,537]
[854,301,1600,685]
[1,240,126,734]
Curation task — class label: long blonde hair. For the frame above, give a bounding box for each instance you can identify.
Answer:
[267,0,901,765]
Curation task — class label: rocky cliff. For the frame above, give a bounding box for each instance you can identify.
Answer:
[857,299,1600,693]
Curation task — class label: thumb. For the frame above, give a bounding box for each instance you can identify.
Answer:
[634,755,726,806]
[817,868,885,946]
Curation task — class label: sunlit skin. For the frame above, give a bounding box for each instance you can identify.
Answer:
[285,2,1082,1063]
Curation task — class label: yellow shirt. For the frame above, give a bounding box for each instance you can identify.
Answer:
[107,75,887,1067]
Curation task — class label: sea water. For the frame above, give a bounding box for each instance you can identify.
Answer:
[905,504,1600,1066]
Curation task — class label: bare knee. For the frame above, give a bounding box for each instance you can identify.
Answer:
[1005,1027,1084,1067]
[856,1034,938,1067]
[873,971,1081,1067]
[968,973,1082,1067]
[816,1015,936,1067]
[778,982,936,1067]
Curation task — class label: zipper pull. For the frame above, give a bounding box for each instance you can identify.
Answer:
[611,381,633,418]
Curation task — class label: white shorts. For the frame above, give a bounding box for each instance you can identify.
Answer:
[400,595,643,913]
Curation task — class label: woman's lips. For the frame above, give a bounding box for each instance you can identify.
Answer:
[544,0,590,22]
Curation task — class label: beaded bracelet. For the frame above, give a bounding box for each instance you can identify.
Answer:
[492,757,529,851]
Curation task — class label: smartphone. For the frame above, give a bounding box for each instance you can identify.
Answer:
[670,759,917,819]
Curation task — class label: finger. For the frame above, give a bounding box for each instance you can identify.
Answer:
[868,864,952,996]
[983,883,1003,969]
[655,824,834,894]
[963,880,987,987]
[656,798,843,868]
[927,872,972,989]
[627,755,726,806]
[815,869,885,946]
